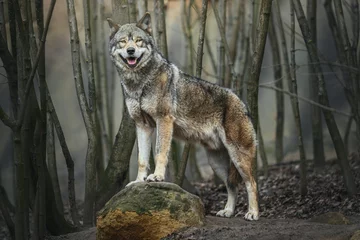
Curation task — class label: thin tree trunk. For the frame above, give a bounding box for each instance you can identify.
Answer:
[98,1,110,172]
[157,0,168,58]
[268,15,284,164]
[33,120,46,239]
[181,0,194,74]
[66,0,98,226]
[46,87,80,226]
[344,116,353,155]
[46,111,63,214]
[14,129,25,240]
[293,0,356,196]
[290,1,307,197]
[247,0,273,159]
[258,123,268,177]
[307,0,325,167]
[0,186,15,239]
[216,0,225,86]
[34,1,47,236]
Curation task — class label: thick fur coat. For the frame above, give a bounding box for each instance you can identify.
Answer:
[107,13,259,220]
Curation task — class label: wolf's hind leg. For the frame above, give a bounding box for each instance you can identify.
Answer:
[225,144,259,221]
[126,125,153,187]
[206,149,238,218]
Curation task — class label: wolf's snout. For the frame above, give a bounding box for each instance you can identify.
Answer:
[127,47,135,55]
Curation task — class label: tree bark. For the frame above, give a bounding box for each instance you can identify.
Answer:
[247,0,273,184]
[66,0,98,226]
[268,15,284,164]
[293,0,356,196]
[307,0,325,167]
[157,0,168,58]
[258,123,268,177]
[247,0,272,141]
[0,186,15,239]
[290,0,307,197]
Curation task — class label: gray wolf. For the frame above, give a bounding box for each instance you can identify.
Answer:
[107,13,259,221]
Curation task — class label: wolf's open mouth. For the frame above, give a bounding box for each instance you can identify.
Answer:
[120,53,144,68]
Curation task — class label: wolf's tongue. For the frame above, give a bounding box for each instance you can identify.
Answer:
[127,58,136,65]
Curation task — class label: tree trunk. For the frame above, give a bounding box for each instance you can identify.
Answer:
[290,0,307,197]
[247,0,273,183]
[268,15,284,164]
[258,123,268,177]
[66,0,98,226]
[307,0,325,167]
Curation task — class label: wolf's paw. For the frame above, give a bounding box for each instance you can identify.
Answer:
[125,178,146,187]
[244,210,259,221]
[146,174,164,182]
[216,209,234,218]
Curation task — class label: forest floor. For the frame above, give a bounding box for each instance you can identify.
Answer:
[2,156,360,239]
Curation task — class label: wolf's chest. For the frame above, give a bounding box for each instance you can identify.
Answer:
[125,96,157,128]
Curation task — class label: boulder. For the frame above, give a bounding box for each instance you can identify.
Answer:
[97,182,205,240]
[351,230,360,240]
[310,212,350,225]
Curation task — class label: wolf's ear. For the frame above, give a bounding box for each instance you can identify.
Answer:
[107,18,120,38]
[136,12,152,35]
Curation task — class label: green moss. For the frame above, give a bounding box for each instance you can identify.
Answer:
[98,182,205,226]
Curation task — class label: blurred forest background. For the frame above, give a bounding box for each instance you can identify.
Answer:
[0,0,359,239]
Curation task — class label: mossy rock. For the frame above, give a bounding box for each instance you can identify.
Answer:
[351,230,360,240]
[97,182,205,240]
[310,212,350,225]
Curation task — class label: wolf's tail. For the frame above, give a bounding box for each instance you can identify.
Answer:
[227,162,242,189]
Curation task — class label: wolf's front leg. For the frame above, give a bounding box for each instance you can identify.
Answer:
[126,125,153,187]
[147,115,174,182]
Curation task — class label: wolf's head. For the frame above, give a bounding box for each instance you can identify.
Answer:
[107,13,154,71]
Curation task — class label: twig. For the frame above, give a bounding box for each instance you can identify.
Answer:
[260,84,351,117]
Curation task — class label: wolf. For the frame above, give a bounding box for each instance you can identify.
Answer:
[107,13,259,221]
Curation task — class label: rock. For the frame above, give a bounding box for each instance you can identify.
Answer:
[351,230,360,240]
[310,212,350,225]
[97,182,205,240]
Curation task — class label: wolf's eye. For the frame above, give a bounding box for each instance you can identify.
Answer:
[135,39,143,46]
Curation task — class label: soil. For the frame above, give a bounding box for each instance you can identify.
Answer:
[2,157,360,240]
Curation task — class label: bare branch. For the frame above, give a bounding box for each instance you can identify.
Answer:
[260,85,351,117]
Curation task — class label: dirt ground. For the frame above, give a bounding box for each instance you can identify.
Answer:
[2,157,360,239]
[44,215,360,240]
